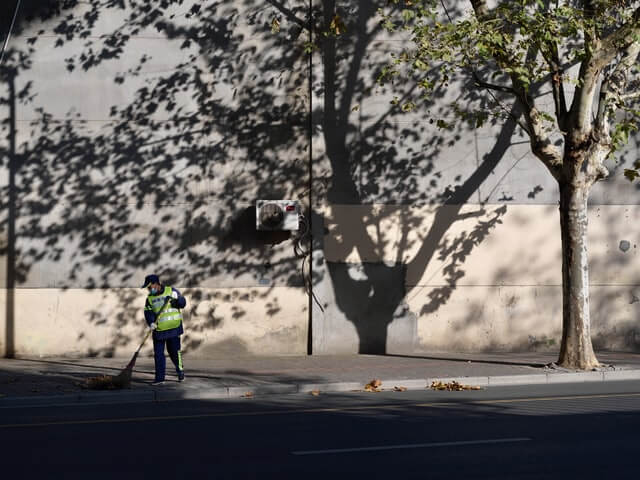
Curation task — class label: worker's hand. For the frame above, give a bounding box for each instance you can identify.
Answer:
[149,322,157,331]
[171,291,179,300]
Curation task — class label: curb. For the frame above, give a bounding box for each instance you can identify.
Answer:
[2,369,640,408]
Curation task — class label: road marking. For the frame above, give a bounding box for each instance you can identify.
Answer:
[469,392,640,405]
[292,437,532,455]
[1,391,640,429]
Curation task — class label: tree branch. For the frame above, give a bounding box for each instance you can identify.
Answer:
[620,91,640,101]
[482,87,531,135]
[581,7,640,129]
[468,0,563,179]
[597,7,640,64]
[472,72,516,94]
[469,0,489,19]
[566,4,640,137]
[264,0,308,30]
[540,40,568,130]
[525,109,564,179]
[595,42,640,138]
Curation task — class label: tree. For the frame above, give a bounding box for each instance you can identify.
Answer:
[380,0,640,369]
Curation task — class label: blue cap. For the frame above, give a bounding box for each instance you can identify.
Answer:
[141,274,160,288]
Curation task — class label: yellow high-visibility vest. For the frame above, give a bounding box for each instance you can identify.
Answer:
[145,286,183,331]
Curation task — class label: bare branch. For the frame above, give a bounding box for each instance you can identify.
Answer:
[569,59,601,136]
[569,7,640,137]
[620,91,640,101]
[526,109,564,179]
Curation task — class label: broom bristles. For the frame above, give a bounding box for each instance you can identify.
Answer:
[126,350,139,368]
[84,349,141,390]
[84,330,149,390]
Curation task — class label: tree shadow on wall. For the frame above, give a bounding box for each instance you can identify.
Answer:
[316,0,522,354]
[1,0,311,357]
[2,0,538,359]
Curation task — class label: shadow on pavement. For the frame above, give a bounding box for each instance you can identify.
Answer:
[383,353,547,369]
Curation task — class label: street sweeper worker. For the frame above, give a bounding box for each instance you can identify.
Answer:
[142,274,186,385]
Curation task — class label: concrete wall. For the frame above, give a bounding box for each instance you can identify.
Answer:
[0,287,308,357]
[1,0,639,357]
[0,0,310,357]
[314,204,640,353]
[308,1,640,355]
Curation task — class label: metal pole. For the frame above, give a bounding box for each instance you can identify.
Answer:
[0,0,21,66]
[2,0,21,358]
[306,0,313,355]
[5,73,16,358]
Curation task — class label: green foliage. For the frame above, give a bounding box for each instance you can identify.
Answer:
[303,42,317,54]
[611,122,638,152]
[624,168,640,181]
[379,0,640,180]
[271,18,280,34]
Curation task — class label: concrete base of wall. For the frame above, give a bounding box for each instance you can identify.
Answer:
[0,287,308,357]
[311,203,640,355]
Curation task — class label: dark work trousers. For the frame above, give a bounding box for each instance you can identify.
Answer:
[153,336,183,382]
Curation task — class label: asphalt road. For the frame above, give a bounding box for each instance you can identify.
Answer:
[3,380,640,479]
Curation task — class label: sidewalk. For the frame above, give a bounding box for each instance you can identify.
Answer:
[2,351,640,407]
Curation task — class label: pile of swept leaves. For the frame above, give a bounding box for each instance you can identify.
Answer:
[83,374,129,390]
[361,379,482,393]
[430,380,482,391]
[363,379,407,392]
[364,379,383,392]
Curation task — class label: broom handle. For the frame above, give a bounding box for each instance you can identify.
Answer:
[136,294,175,354]
[136,328,152,355]
[137,295,170,353]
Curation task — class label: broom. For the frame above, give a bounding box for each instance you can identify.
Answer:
[84,328,152,390]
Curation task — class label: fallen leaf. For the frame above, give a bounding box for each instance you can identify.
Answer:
[310,390,321,396]
[329,14,347,36]
[243,391,254,398]
[271,18,280,34]
[429,380,483,391]
[393,386,408,392]
[364,379,382,392]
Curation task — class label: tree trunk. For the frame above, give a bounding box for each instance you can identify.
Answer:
[557,179,600,370]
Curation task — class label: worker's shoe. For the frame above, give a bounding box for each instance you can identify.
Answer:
[178,371,185,382]
[151,380,165,386]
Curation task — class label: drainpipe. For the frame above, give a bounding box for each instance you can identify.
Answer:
[307,0,314,355]
[1,0,21,358]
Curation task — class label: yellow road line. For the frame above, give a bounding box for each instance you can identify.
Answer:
[2,391,640,429]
